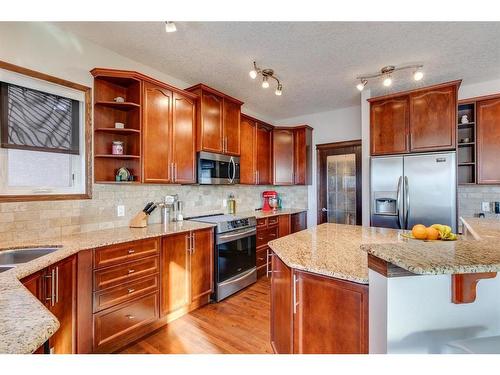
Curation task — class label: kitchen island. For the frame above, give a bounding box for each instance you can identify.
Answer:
[363,217,500,354]
[269,218,500,354]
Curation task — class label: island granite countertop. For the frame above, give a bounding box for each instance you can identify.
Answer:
[0,220,215,354]
[362,217,500,275]
[268,223,405,284]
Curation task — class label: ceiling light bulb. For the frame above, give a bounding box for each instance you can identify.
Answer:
[413,70,424,81]
[262,76,269,89]
[356,79,367,91]
[383,75,392,87]
[249,69,258,79]
[275,84,283,96]
[165,21,177,33]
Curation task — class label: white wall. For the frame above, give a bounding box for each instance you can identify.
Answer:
[459,78,500,100]
[276,106,362,225]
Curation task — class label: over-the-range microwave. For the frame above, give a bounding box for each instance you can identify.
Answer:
[197,151,240,185]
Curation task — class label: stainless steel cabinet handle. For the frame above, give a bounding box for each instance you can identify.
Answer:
[185,234,190,252]
[175,163,178,182]
[192,233,195,254]
[55,266,59,304]
[126,315,135,320]
[128,269,135,274]
[44,272,53,304]
[127,288,135,294]
[266,249,273,278]
[293,274,298,314]
[128,249,135,254]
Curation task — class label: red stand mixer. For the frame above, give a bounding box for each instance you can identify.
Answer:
[262,190,278,212]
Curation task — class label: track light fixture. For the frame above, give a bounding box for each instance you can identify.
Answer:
[356,64,424,91]
[165,21,177,33]
[249,61,283,96]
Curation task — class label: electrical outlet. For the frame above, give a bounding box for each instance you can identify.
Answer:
[222,199,227,208]
[482,202,490,212]
[117,205,125,217]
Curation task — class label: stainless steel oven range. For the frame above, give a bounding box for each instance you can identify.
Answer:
[188,214,257,301]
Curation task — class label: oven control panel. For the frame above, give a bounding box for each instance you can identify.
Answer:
[217,217,257,233]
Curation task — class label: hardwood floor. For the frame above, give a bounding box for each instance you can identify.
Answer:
[118,277,273,354]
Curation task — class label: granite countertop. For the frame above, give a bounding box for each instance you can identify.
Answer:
[268,223,404,284]
[0,221,214,354]
[362,217,500,275]
[238,208,307,219]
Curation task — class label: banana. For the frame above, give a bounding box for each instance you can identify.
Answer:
[430,224,456,241]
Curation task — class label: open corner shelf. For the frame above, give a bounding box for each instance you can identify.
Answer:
[93,71,143,183]
[457,101,477,184]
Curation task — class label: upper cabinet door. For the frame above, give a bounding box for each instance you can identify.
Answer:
[273,129,295,185]
[143,83,172,183]
[409,85,457,152]
[172,93,196,184]
[240,116,257,184]
[256,123,272,185]
[200,91,224,153]
[293,127,312,185]
[477,98,500,184]
[223,99,241,156]
[370,97,409,155]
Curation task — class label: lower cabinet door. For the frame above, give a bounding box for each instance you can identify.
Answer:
[160,233,190,317]
[190,228,214,302]
[270,255,293,354]
[293,271,368,354]
[93,293,159,351]
[48,255,77,354]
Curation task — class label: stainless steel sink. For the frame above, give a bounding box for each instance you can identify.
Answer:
[0,247,59,267]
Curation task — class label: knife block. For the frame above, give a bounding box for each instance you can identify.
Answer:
[129,211,148,228]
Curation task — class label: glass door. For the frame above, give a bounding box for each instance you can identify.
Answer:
[326,154,357,224]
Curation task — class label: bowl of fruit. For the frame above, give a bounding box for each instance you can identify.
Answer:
[402,224,458,241]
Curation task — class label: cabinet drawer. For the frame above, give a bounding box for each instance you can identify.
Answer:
[268,216,279,227]
[94,238,159,269]
[93,256,159,291]
[93,292,158,350]
[256,247,268,268]
[256,218,267,229]
[257,227,279,248]
[93,274,159,313]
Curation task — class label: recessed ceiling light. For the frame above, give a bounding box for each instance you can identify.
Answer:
[165,21,177,33]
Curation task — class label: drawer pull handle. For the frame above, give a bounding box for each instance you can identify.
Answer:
[126,315,135,320]
[128,249,135,254]
[128,269,135,274]
[257,237,264,240]
[127,288,135,294]
[258,257,265,261]
[269,233,276,238]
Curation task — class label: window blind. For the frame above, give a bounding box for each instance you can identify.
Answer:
[0,82,79,154]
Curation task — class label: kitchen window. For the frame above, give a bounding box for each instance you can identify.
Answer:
[0,61,92,201]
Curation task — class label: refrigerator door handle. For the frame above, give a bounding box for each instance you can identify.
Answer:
[396,176,403,229]
[404,176,410,229]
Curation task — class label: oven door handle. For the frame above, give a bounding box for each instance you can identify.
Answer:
[218,268,256,287]
[217,228,256,244]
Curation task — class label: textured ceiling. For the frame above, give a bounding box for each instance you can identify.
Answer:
[56,22,500,121]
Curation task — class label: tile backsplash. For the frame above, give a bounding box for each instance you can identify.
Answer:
[0,184,308,242]
[458,185,500,218]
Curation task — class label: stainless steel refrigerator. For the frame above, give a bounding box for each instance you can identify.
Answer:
[370,152,457,232]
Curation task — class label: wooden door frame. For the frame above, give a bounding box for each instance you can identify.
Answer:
[316,140,362,225]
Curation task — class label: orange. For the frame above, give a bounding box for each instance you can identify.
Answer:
[425,227,440,241]
[412,224,428,240]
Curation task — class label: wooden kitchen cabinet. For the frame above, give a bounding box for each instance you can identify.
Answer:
[409,84,457,152]
[189,228,214,302]
[161,228,214,320]
[270,255,293,354]
[278,214,291,237]
[293,126,313,185]
[291,211,307,233]
[171,92,196,183]
[143,83,196,184]
[142,82,172,183]
[293,270,368,354]
[477,96,500,184]
[370,96,409,155]
[273,128,295,185]
[186,84,243,156]
[369,80,460,155]
[240,114,272,185]
[22,255,77,354]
